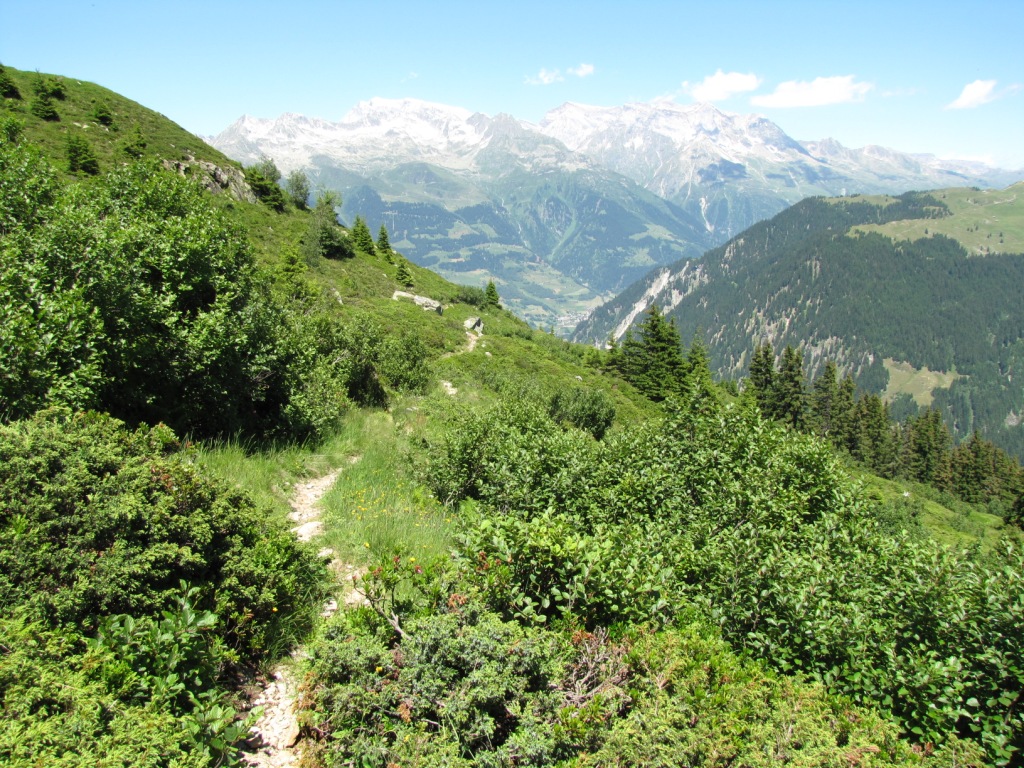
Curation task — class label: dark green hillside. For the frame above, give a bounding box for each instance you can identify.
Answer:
[576,191,1024,457]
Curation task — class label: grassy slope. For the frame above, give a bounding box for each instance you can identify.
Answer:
[853,182,1024,255]
[1,66,230,176]
[882,358,962,406]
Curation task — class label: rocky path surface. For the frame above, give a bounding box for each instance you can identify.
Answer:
[241,461,363,767]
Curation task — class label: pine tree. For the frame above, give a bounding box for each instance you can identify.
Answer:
[485,280,501,309]
[351,215,377,255]
[377,224,395,263]
[396,258,413,287]
[66,134,99,175]
[775,345,808,430]
[748,341,776,418]
[810,361,839,438]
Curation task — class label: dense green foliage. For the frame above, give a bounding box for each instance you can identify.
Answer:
[0,135,427,440]
[748,341,1024,515]
[0,409,330,764]
[304,564,975,768]
[5,68,1022,768]
[428,393,1024,764]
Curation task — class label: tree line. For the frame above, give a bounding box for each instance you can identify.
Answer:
[602,305,1024,522]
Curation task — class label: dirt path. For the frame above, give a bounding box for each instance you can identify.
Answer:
[241,462,362,767]
[440,330,483,397]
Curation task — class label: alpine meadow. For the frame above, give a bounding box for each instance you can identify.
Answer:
[1,59,1023,768]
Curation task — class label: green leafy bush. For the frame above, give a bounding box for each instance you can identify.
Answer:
[436,390,1024,763]
[302,562,972,768]
[548,386,616,439]
[0,409,329,657]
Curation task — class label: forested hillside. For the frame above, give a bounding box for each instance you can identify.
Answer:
[575,189,1024,458]
[2,67,1023,768]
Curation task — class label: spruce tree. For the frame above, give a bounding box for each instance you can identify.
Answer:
[485,280,501,309]
[748,341,776,418]
[351,215,377,255]
[377,224,395,263]
[66,134,99,175]
[396,258,413,287]
[810,360,839,438]
[0,67,21,99]
[775,345,808,430]
[618,306,685,401]
[901,408,952,487]
[832,374,858,452]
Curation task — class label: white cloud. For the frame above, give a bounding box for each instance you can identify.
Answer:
[752,75,873,108]
[946,79,999,109]
[685,70,761,102]
[526,67,564,86]
[568,63,595,78]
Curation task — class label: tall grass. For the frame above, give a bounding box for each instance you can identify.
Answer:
[194,404,453,568]
[318,407,452,566]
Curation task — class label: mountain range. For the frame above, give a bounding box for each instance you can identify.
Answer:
[210,99,1020,330]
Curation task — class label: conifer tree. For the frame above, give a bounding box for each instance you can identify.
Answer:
[832,374,858,452]
[900,408,952,487]
[683,331,713,390]
[618,306,685,401]
[377,224,395,263]
[810,361,839,438]
[748,341,776,418]
[775,345,808,430]
[351,215,377,255]
[604,335,621,375]
[0,67,21,99]
[119,123,147,159]
[66,134,99,175]
[485,280,501,309]
[852,394,898,475]
[396,257,413,287]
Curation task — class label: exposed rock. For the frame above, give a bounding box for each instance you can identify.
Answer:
[392,290,443,314]
[162,155,257,203]
[464,316,483,332]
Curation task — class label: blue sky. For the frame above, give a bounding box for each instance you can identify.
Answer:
[3,0,1022,167]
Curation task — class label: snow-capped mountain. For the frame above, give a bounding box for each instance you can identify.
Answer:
[535,101,1012,237]
[209,99,1018,331]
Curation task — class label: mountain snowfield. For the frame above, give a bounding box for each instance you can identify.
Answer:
[209,99,1018,330]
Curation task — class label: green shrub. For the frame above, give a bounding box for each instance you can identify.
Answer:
[0,409,329,657]
[438,389,1024,763]
[302,562,972,768]
[548,386,616,439]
